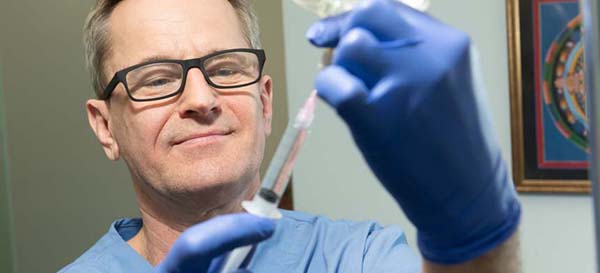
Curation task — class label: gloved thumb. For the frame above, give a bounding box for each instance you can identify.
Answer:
[155,213,275,273]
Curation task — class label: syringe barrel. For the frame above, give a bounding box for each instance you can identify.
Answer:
[260,124,306,200]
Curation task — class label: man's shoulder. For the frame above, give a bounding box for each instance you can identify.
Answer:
[250,210,420,272]
[58,262,105,273]
[279,209,407,239]
[277,210,415,253]
[58,231,121,273]
[57,218,152,273]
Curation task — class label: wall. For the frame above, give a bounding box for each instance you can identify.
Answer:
[0,1,138,272]
[282,1,595,273]
[0,61,16,273]
[0,0,594,272]
[0,0,289,272]
[254,0,291,178]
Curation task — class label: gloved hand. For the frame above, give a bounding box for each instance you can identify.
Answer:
[154,213,275,273]
[306,0,521,264]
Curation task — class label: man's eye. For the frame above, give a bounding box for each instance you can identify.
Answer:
[145,78,175,87]
[210,68,241,77]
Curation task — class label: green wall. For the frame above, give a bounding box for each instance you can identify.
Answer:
[0,1,288,272]
[0,61,15,273]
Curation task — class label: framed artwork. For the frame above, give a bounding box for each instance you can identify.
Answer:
[507,0,590,192]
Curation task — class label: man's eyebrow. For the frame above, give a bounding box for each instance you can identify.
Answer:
[136,55,179,64]
[135,49,227,65]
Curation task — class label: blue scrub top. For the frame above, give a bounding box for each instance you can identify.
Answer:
[58,210,421,273]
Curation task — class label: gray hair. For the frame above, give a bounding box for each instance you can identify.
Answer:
[83,0,262,98]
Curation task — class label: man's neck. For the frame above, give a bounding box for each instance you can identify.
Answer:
[127,179,260,266]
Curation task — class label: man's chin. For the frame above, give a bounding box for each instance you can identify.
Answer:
[159,175,253,201]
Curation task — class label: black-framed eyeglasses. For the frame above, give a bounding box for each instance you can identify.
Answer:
[100,48,266,102]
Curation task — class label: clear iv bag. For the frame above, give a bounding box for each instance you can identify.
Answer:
[292,0,429,17]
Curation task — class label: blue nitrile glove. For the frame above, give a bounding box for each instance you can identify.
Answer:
[306,0,521,264]
[154,213,275,273]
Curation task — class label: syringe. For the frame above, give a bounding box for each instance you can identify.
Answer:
[218,91,318,273]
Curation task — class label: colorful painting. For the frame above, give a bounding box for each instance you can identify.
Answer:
[508,0,590,192]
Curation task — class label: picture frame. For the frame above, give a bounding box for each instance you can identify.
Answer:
[506,0,590,193]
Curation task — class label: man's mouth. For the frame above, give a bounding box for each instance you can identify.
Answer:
[172,130,234,146]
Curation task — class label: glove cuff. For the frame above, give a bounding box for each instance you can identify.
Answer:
[416,198,521,265]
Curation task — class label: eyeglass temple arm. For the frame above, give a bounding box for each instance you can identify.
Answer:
[100,76,121,100]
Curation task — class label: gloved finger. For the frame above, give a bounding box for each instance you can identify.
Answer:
[345,0,424,42]
[306,0,425,48]
[206,254,227,273]
[333,27,385,89]
[315,65,376,144]
[316,65,368,109]
[306,12,349,47]
[155,213,275,273]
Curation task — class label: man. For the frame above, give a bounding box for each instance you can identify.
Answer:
[60,0,522,272]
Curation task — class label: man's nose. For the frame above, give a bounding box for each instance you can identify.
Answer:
[177,68,221,119]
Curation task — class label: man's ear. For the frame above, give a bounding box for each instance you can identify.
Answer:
[259,75,273,137]
[86,99,120,161]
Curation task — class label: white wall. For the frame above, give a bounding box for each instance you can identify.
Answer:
[282,1,596,272]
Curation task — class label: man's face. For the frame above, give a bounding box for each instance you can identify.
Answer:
[88,0,273,201]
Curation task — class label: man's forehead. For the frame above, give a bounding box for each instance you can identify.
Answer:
[106,0,248,71]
